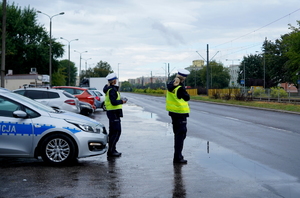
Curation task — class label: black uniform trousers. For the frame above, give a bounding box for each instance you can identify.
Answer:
[107,111,122,154]
[171,116,187,161]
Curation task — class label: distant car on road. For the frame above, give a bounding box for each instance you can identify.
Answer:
[0,89,108,165]
[52,86,96,110]
[13,88,81,114]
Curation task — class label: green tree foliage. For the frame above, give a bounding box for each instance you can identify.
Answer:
[249,21,300,88]
[120,81,133,91]
[186,69,203,88]
[282,21,300,87]
[262,38,289,87]
[52,67,66,86]
[58,59,77,86]
[209,61,230,89]
[0,3,64,76]
[80,60,113,81]
[170,61,229,89]
[238,54,264,87]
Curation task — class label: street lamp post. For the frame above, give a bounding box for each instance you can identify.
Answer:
[74,50,88,83]
[37,11,64,86]
[82,58,92,76]
[60,37,78,86]
[118,63,120,79]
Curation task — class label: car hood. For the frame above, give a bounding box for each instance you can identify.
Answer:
[48,111,102,126]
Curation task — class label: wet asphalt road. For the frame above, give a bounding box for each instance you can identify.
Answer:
[1,98,300,197]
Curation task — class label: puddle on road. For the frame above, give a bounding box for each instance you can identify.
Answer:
[131,111,158,120]
[193,140,300,197]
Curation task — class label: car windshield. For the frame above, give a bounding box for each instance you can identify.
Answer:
[6,91,56,112]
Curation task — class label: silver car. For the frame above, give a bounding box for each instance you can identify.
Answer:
[0,89,108,165]
[13,88,81,114]
[89,89,106,111]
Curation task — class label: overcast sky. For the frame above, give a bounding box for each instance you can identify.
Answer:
[14,0,300,81]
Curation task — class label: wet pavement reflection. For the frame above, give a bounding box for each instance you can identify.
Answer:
[1,104,300,197]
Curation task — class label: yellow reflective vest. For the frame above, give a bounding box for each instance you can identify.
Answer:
[105,88,122,111]
[166,86,190,113]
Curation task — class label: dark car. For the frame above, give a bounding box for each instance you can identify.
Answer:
[79,101,94,116]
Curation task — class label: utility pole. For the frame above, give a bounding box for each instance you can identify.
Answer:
[168,63,170,82]
[206,44,209,91]
[1,0,6,88]
[196,44,218,95]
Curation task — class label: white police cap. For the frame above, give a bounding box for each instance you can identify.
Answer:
[177,69,190,77]
[106,73,118,81]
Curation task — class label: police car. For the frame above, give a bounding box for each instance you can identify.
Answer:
[0,89,108,165]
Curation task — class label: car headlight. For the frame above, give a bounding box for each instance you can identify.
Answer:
[66,120,101,133]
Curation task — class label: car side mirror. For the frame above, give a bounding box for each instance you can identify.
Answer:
[13,110,28,118]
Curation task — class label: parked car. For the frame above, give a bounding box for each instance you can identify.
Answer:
[0,89,108,165]
[13,88,81,114]
[52,86,96,110]
[89,89,106,110]
[79,101,94,116]
[0,87,11,92]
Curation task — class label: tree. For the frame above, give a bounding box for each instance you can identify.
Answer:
[120,81,133,92]
[257,21,300,88]
[52,67,66,86]
[59,59,77,86]
[0,3,64,78]
[186,69,203,88]
[200,61,230,89]
[209,61,230,88]
[238,54,264,87]
[282,21,300,87]
[80,60,113,81]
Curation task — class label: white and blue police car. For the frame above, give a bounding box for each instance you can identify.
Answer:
[0,89,108,165]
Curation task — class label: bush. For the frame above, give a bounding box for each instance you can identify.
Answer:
[253,88,266,97]
[133,88,164,94]
[270,87,288,98]
[211,92,220,99]
[222,93,231,100]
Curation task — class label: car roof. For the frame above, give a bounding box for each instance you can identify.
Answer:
[13,88,67,93]
[53,86,88,90]
[0,87,11,92]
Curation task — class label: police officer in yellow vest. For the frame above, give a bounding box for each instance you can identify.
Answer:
[103,73,127,157]
[166,69,190,164]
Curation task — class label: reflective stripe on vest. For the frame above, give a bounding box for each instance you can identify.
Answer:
[105,88,122,110]
[166,86,190,113]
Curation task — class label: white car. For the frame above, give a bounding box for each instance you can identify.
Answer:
[0,89,108,165]
[13,88,81,114]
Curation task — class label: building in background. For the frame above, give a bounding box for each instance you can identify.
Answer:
[185,60,205,72]
[228,64,241,87]
[3,68,49,90]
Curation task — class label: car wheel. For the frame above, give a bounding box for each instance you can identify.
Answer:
[41,134,77,165]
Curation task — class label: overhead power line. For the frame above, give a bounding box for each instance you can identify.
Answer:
[214,8,300,48]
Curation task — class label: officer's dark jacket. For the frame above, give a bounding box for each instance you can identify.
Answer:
[103,84,123,117]
[167,80,190,118]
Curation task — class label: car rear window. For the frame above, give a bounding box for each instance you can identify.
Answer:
[94,91,103,96]
[47,92,60,99]
[63,91,76,98]
[57,88,84,95]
